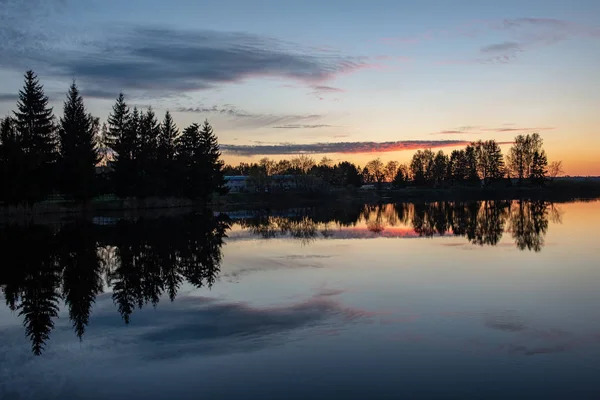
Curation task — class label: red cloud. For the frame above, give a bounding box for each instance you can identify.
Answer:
[222,140,470,156]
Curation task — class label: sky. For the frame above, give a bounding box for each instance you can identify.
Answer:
[0,0,599,175]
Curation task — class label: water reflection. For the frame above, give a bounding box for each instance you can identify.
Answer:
[0,200,562,355]
[0,212,231,355]
[237,200,561,251]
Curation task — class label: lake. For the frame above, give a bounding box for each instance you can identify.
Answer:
[1,199,599,399]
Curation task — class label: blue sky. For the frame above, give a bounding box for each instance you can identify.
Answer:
[1,0,599,173]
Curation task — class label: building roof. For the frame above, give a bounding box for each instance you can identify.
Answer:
[224,176,248,181]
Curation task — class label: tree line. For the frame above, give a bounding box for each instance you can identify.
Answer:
[0,70,228,206]
[1,70,565,206]
[224,137,563,190]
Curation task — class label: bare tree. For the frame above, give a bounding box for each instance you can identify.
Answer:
[290,155,315,173]
[259,157,276,176]
[548,161,564,182]
[319,156,334,167]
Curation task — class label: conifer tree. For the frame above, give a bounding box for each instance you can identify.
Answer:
[464,145,479,183]
[138,107,160,197]
[530,150,548,186]
[199,119,228,196]
[13,70,57,203]
[58,82,100,202]
[157,111,179,196]
[175,123,202,199]
[106,94,136,198]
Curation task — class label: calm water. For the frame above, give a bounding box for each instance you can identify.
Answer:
[1,200,599,399]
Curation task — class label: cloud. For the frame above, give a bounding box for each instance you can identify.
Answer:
[480,41,522,53]
[483,310,526,332]
[433,126,480,135]
[482,126,554,133]
[393,18,599,65]
[0,10,375,99]
[272,124,335,129]
[311,85,345,93]
[221,140,469,156]
[115,290,377,359]
[176,105,322,128]
[307,85,346,100]
[0,93,18,102]
[433,125,554,135]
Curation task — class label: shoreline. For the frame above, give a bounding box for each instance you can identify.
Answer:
[2,183,600,221]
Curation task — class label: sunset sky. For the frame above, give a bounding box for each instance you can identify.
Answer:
[1,0,599,175]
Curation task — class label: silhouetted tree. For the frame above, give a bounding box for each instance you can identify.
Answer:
[410,149,435,186]
[13,70,57,204]
[506,133,544,183]
[432,150,448,186]
[384,160,399,183]
[530,150,548,186]
[175,123,203,199]
[137,107,161,197]
[258,157,276,176]
[393,164,409,187]
[199,120,228,197]
[473,140,505,184]
[156,111,179,196]
[548,160,564,182]
[58,82,100,202]
[106,94,137,198]
[365,158,386,188]
[336,161,362,187]
[290,155,316,174]
[464,145,479,183]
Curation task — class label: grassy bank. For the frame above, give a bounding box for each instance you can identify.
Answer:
[2,179,600,219]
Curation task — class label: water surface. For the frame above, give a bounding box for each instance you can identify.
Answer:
[1,200,599,399]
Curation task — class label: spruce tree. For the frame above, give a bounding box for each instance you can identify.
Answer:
[199,119,228,197]
[175,123,202,199]
[484,140,505,181]
[530,150,548,186]
[464,145,479,183]
[138,107,160,197]
[58,82,100,202]
[106,94,136,198]
[13,70,57,204]
[157,111,179,196]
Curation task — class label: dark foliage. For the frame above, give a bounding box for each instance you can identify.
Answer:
[58,82,101,202]
[12,71,58,204]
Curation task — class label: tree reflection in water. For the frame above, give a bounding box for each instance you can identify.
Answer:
[238,200,560,251]
[0,211,231,355]
[0,200,561,355]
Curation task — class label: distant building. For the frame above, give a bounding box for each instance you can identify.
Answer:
[224,176,249,192]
